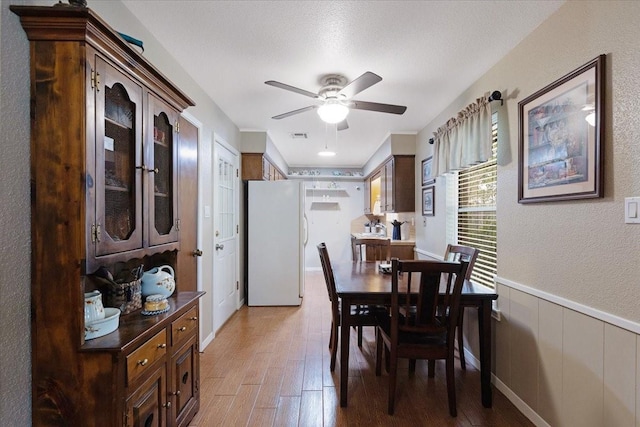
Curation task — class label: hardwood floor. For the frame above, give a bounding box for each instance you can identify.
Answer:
[190,271,532,426]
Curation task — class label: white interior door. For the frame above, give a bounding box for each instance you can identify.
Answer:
[213,137,239,332]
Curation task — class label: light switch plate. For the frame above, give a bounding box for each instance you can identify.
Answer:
[625,197,640,223]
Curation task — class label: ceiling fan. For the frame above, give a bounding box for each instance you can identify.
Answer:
[265,71,407,131]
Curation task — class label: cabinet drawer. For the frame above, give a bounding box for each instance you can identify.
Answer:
[127,329,167,385]
[171,306,198,346]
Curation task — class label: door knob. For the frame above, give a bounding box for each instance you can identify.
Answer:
[192,249,203,257]
[215,243,224,250]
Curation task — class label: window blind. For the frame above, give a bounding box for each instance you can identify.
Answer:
[456,114,498,288]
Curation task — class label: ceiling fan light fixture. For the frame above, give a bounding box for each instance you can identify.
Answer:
[317,101,349,124]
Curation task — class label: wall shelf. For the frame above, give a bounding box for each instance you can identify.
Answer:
[305,188,349,197]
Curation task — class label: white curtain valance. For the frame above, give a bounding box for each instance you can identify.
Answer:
[432,95,493,177]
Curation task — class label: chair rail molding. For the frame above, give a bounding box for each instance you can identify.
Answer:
[495,275,640,335]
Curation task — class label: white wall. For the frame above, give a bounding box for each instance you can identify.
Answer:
[302,179,365,270]
[1,1,34,424]
[415,2,640,425]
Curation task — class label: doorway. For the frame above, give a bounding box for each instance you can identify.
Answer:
[213,135,240,332]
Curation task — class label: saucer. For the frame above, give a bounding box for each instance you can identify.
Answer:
[141,306,170,316]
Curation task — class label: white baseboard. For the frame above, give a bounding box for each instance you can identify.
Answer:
[200,331,214,351]
[459,342,549,426]
[492,374,551,427]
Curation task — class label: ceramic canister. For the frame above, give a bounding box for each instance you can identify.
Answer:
[84,290,105,324]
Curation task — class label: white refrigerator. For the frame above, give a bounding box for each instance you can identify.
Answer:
[247,180,306,306]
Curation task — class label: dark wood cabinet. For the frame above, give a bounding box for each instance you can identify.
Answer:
[365,155,415,213]
[11,5,202,427]
[171,336,200,427]
[126,363,167,427]
[148,94,180,247]
[94,57,145,258]
[241,153,287,181]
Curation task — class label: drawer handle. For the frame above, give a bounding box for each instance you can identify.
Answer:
[190,317,198,321]
[157,343,167,349]
[178,326,187,332]
[163,402,171,408]
[138,358,149,366]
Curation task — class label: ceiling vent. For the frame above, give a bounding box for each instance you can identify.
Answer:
[290,132,308,139]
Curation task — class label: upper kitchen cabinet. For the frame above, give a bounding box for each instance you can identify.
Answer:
[241,153,287,181]
[365,155,415,213]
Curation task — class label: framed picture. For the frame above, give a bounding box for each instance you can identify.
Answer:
[518,55,605,203]
[421,156,435,186]
[422,185,434,216]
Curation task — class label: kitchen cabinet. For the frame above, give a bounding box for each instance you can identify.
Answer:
[364,177,372,214]
[11,5,202,426]
[383,158,395,211]
[365,155,415,213]
[241,153,286,180]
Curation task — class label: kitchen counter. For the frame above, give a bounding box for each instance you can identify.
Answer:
[351,233,415,245]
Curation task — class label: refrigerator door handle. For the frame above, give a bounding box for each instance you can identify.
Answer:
[303,214,308,246]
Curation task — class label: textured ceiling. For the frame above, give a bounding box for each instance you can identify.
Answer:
[121,0,564,168]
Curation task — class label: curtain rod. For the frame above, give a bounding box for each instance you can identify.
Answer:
[428,91,502,144]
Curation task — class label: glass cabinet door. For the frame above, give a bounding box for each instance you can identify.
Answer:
[148,94,179,246]
[94,57,143,256]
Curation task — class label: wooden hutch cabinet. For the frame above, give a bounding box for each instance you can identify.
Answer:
[11,5,203,427]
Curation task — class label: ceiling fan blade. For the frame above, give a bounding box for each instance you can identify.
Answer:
[272,105,318,120]
[265,80,319,99]
[338,71,382,99]
[350,100,407,115]
[337,120,349,131]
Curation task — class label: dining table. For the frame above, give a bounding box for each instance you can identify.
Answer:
[333,260,499,408]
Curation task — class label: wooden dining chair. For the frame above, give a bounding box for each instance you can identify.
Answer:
[351,237,391,262]
[350,237,391,345]
[444,244,479,370]
[375,258,469,416]
[317,242,383,371]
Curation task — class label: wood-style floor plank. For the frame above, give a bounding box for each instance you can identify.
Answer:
[189,271,533,426]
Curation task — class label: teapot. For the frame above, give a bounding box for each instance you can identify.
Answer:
[141,265,176,297]
[84,290,105,324]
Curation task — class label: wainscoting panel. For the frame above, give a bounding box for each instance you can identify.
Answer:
[603,324,635,427]
[537,299,563,427]
[494,282,512,385]
[561,308,604,426]
[510,289,540,412]
[491,277,640,427]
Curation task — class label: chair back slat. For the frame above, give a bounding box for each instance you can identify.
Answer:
[444,244,479,280]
